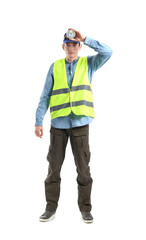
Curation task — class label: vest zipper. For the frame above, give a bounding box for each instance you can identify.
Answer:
[69,63,72,109]
[69,88,72,109]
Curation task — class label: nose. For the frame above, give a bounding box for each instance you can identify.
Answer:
[68,45,74,50]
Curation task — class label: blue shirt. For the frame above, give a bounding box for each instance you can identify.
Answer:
[35,37,113,129]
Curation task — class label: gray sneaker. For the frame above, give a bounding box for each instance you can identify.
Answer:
[81,212,94,223]
[39,211,56,222]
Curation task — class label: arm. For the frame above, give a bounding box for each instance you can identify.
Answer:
[35,63,54,138]
[67,28,113,79]
[84,37,113,78]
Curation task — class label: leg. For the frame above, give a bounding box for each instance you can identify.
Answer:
[45,126,68,211]
[70,124,93,212]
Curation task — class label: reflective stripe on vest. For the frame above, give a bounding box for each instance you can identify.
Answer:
[50,57,95,120]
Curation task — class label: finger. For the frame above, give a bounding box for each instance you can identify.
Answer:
[35,130,39,137]
[37,131,41,137]
[35,130,41,138]
[40,129,43,137]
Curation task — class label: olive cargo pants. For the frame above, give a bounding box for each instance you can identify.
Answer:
[45,124,93,212]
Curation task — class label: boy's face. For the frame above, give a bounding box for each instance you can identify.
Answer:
[62,42,82,60]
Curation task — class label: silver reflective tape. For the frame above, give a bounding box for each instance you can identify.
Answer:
[72,100,94,108]
[50,100,93,113]
[50,102,70,112]
[51,88,70,96]
[71,85,91,91]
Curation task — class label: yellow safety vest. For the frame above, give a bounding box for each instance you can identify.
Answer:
[50,56,95,120]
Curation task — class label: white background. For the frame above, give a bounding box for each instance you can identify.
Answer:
[0,0,146,239]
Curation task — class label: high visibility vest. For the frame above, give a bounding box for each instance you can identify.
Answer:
[50,56,95,120]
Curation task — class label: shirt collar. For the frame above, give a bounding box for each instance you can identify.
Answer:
[65,57,79,64]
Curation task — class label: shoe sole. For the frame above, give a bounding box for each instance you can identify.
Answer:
[82,218,94,223]
[39,213,55,222]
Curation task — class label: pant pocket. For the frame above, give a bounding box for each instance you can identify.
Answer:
[73,130,87,148]
[50,131,55,147]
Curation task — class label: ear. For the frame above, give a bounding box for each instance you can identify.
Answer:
[62,44,65,50]
[79,43,82,51]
